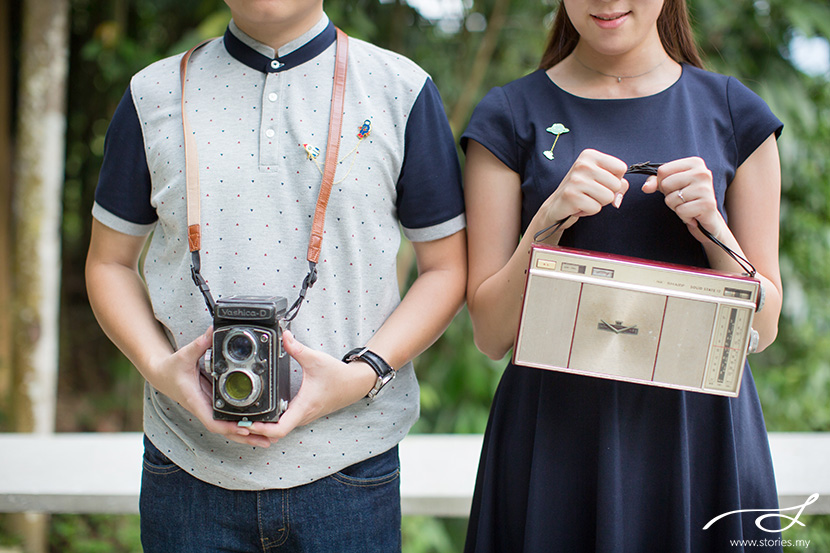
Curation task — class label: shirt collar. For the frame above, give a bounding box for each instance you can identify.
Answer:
[224,15,335,73]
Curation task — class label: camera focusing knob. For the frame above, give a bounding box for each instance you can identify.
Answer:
[199,348,211,375]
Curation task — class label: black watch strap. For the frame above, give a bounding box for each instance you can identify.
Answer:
[342,347,396,399]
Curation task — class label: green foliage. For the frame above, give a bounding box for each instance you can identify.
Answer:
[692,0,830,432]
[783,515,830,552]
[0,515,22,548]
[49,515,141,553]
[413,309,504,435]
[402,516,469,553]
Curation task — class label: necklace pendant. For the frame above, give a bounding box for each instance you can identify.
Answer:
[617,76,622,83]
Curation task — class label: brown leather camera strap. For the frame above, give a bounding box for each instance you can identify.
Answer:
[179,38,212,253]
[307,28,348,263]
[179,28,349,319]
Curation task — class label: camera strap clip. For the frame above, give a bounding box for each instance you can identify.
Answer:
[190,251,217,318]
[284,261,318,322]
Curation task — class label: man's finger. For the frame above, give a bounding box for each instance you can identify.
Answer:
[250,402,304,442]
[179,326,213,363]
[282,330,310,363]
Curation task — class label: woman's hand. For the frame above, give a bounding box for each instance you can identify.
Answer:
[537,148,629,233]
[641,157,725,243]
[463,144,629,359]
[640,144,783,352]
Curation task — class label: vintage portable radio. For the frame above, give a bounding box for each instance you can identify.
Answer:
[513,244,762,397]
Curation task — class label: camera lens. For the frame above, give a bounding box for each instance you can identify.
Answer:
[217,368,263,408]
[225,371,254,401]
[224,331,256,363]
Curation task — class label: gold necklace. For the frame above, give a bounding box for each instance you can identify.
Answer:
[573,55,668,83]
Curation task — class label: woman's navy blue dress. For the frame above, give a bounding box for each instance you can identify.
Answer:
[461,65,784,553]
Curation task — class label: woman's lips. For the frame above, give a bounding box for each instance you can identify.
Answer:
[591,11,631,29]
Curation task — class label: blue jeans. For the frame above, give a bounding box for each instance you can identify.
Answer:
[140,435,402,553]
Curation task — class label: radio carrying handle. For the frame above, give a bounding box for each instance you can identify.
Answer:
[533,161,757,278]
[179,29,349,320]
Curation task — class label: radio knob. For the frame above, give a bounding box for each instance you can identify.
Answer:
[747,328,759,354]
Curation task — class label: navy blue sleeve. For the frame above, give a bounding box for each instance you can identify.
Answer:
[94,86,157,225]
[727,76,783,167]
[460,86,519,172]
[396,78,464,232]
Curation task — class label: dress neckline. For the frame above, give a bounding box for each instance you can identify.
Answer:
[540,63,686,102]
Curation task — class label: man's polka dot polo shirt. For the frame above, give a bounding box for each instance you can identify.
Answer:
[92,15,465,490]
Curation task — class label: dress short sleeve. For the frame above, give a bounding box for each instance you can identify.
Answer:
[727,76,783,167]
[461,87,519,172]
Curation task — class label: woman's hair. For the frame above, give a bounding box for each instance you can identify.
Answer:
[539,0,704,70]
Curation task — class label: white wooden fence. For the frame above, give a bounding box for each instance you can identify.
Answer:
[0,432,828,516]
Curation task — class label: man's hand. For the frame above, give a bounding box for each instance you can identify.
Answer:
[85,220,272,448]
[148,327,274,448]
[247,330,378,442]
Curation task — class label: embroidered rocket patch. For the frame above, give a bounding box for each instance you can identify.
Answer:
[357,119,372,139]
[303,144,320,160]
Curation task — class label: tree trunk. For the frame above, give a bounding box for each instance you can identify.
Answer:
[8,0,69,550]
[0,0,12,428]
[0,0,12,430]
[11,0,69,434]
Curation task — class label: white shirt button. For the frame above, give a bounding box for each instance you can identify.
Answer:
[268,93,277,102]
[270,60,282,70]
[265,129,275,138]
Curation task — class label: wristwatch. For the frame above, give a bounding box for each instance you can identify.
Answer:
[342,347,396,400]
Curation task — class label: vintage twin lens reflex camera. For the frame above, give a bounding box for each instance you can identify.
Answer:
[204,296,291,422]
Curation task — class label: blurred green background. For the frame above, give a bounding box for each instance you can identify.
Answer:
[1,0,829,551]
